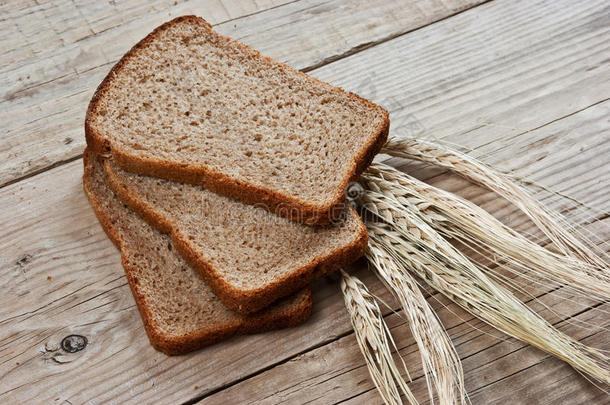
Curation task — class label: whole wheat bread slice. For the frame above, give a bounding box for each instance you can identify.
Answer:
[85,15,389,225]
[100,154,367,314]
[83,150,312,355]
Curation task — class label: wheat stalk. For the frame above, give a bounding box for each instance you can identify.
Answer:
[382,137,608,269]
[360,196,609,383]
[340,270,417,404]
[367,241,466,405]
[361,162,610,301]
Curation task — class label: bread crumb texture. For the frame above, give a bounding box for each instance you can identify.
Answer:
[83,150,312,354]
[88,16,388,215]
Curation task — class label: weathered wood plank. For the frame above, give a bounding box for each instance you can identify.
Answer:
[307,0,609,151]
[0,0,291,69]
[465,310,609,405]
[199,291,608,404]
[0,0,484,186]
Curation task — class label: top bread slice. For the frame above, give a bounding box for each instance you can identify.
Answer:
[83,149,312,355]
[100,154,367,314]
[85,15,389,225]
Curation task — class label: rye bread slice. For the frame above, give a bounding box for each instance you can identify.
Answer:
[100,154,367,314]
[83,150,312,355]
[85,15,389,226]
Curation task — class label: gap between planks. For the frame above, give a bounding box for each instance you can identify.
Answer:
[199,282,609,404]
[0,0,487,188]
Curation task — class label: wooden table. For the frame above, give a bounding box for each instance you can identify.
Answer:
[1,0,608,403]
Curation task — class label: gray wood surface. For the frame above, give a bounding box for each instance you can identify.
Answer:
[0,0,608,403]
[0,0,483,187]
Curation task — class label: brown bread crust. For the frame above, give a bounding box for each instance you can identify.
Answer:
[101,155,368,314]
[85,15,389,226]
[83,150,312,355]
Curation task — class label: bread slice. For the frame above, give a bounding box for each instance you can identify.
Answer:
[85,15,389,225]
[83,150,312,355]
[99,153,367,314]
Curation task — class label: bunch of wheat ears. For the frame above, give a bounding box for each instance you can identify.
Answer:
[340,137,609,404]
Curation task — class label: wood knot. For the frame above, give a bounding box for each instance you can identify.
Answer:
[61,335,87,353]
[16,254,33,267]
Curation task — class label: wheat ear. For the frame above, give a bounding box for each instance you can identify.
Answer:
[362,162,610,301]
[361,198,609,384]
[382,137,608,269]
[340,270,417,404]
[367,241,466,405]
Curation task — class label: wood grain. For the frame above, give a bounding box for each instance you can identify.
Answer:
[308,0,609,150]
[199,291,609,404]
[1,0,608,403]
[0,0,484,187]
[346,303,609,405]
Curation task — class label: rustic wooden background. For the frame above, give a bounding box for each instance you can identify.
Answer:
[1,0,608,403]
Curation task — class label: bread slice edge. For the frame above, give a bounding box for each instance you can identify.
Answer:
[100,154,368,314]
[84,15,389,226]
[83,150,313,355]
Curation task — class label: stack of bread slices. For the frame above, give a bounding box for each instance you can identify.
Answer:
[83,16,389,355]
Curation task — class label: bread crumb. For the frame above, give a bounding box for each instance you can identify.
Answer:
[194,386,198,390]
[47,275,52,280]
